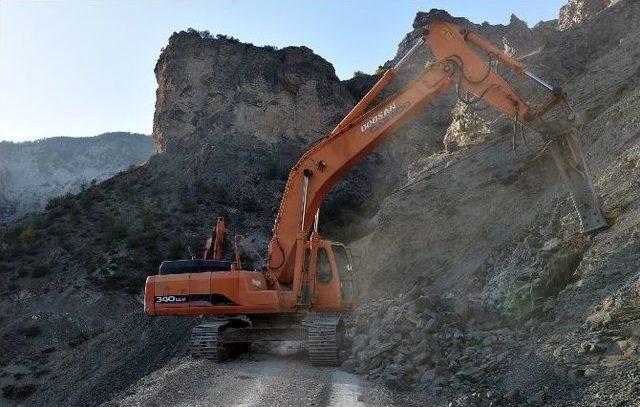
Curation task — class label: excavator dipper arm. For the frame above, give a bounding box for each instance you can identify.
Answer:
[267,20,605,284]
[428,22,606,233]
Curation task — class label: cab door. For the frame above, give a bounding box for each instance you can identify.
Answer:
[332,243,355,303]
[312,241,354,310]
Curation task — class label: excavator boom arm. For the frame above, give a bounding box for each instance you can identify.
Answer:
[267,20,605,283]
[268,62,454,282]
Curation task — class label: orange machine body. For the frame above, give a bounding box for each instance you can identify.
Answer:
[145,238,354,316]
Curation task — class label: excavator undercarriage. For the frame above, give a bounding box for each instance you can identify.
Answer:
[189,313,344,366]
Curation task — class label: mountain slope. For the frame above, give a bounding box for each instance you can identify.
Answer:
[0,132,154,223]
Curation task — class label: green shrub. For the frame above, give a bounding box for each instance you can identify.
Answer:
[5,225,23,241]
[45,196,64,210]
[499,281,535,323]
[322,190,361,220]
[68,333,89,348]
[45,193,75,211]
[179,195,195,213]
[19,324,42,338]
[2,384,36,400]
[80,187,104,208]
[116,186,136,204]
[31,263,50,278]
[212,184,228,202]
[83,254,105,275]
[19,226,40,244]
[87,262,120,290]
[100,215,128,245]
[262,150,288,181]
[240,196,259,213]
[215,33,239,42]
[168,239,185,259]
[17,267,28,278]
[187,28,214,39]
[125,231,144,249]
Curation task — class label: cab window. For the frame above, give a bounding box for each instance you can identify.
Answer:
[333,245,354,301]
[316,247,332,284]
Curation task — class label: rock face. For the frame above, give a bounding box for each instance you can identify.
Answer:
[151,31,379,237]
[153,32,354,153]
[558,0,612,30]
[442,101,490,152]
[0,133,153,223]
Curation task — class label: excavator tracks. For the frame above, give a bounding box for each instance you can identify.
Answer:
[189,320,233,361]
[189,314,345,366]
[304,314,344,366]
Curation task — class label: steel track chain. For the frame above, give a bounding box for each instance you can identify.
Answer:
[189,320,231,361]
[304,313,344,366]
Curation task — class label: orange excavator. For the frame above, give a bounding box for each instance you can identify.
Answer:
[144,19,606,365]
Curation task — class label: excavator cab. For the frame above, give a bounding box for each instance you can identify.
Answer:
[304,240,355,309]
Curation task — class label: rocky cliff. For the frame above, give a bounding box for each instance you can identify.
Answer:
[0,133,154,223]
[1,1,639,405]
[153,32,354,153]
[152,31,380,237]
[558,0,613,30]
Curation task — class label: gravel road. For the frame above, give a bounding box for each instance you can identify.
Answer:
[103,349,429,407]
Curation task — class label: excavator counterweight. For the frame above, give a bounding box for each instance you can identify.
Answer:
[144,19,605,366]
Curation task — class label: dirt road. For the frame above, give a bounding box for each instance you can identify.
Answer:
[103,351,429,407]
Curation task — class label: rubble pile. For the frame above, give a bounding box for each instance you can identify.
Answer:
[343,288,532,401]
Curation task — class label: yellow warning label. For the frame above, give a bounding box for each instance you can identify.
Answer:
[441,26,454,40]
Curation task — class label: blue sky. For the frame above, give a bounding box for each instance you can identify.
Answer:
[0,0,566,142]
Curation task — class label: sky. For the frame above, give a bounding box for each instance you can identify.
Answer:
[0,0,566,142]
